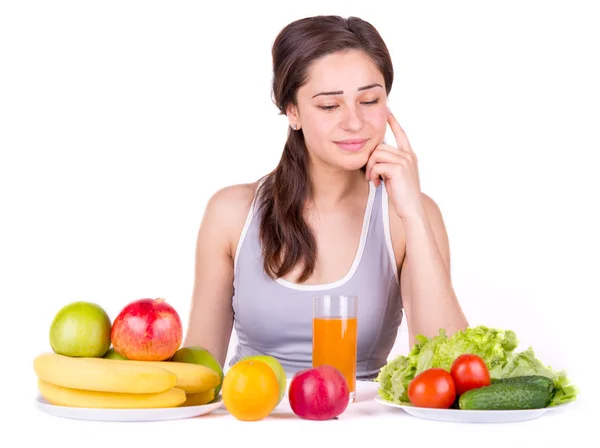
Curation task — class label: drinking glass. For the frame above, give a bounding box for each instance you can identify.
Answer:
[312,294,358,403]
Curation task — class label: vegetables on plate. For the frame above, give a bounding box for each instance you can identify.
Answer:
[458,377,554,410]
[450,353,491,396]
[407,368,456,409]
[375,325,579,409]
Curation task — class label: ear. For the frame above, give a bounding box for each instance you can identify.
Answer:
[285,103,301,130]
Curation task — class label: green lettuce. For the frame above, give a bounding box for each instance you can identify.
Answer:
[494,347,579,406]
[375,325,578,407]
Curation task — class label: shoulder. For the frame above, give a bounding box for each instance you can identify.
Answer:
[204,180,259,228]
[420,192,449,240]
[386,190,449,270]
[420,192,443,218]
[201,180,261,258]
[386,191,444,226]
[407,192,451,271]
[206,181,258,213]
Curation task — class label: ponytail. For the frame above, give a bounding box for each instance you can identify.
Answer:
[256,129,316,283]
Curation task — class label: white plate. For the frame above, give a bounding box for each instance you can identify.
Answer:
[374,396,574,423]
[35,395,223,422]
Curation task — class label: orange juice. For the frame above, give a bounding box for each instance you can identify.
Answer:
[312,317,357,394]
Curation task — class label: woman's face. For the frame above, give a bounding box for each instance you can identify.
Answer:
[288,49,389,172]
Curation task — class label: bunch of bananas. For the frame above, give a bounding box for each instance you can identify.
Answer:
[34,353,220,409]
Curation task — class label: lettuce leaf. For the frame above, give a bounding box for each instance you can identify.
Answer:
[375,325,578,407]
[495,347,579,406]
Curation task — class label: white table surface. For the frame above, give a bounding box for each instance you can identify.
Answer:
[25,379,590,448]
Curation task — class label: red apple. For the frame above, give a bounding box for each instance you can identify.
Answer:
[111,298,182,361]
[288,365,350,420]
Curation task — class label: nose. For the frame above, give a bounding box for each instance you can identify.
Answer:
[339,105,364,132]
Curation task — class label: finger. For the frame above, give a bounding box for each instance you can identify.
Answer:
[387,110,414,154]
[369,162,399,187]
[366,146,415,179]
[365,148,404,179]
[377,143,416,164]
[376,143,403,154]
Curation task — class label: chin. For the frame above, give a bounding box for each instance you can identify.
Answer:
[337,153,371,172]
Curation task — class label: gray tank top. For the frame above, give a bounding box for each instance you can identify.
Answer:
[229,180,404,380]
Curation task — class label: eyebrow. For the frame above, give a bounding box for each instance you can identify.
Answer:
[311,83,383,98]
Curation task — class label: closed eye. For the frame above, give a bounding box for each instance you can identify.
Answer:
[318,98,380,111]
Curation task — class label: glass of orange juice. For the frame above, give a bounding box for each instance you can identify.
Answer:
[312,294,358,403]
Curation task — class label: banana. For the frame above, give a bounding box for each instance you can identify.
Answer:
[38,379,186,409]
[109,360,221,394]
[33,353,177,394]
[182,388,216,407]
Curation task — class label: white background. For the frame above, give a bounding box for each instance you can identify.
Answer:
[1,0,598,445]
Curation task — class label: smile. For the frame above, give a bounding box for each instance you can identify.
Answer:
[334,138,368,152]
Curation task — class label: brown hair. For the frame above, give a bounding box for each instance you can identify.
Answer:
[256,15,394,283]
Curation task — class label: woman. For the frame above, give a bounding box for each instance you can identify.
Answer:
[183,15,468,380]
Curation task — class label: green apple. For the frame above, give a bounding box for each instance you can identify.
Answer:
[171,346,224,397]
[103,348,128,360]
[49,301,112,357]
[242,354,287,405]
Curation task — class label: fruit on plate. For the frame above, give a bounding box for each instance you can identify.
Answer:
[450,353,491,396]
[407,368,456,409]
[171,346,224,397]
[49,301,112,358]
[110,359,220,394]
[181,389,216,407]
[33,353,177,394]
[111,298,182,361]
[222,359,279,421]
[103,348,128,360]
[38,379,186,409]
[288,365,350,420]
[241,354,287,404]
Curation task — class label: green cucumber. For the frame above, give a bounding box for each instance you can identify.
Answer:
[458,383,552,410]
[490,375,556,395]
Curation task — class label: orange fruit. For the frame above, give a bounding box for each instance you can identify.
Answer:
[222,359,279,421]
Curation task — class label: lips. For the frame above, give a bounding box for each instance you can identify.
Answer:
[334,138,368,152]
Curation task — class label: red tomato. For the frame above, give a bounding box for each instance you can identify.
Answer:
[407,368,456,408]
[450,354,491,395]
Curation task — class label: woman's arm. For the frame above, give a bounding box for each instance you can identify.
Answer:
[400,193,469,347]
[365,111,468,347]
[183,183,256,367]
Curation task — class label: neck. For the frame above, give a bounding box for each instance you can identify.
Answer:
[306,162,368,211]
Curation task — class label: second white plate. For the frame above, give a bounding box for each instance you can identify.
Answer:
[374,396,574,423]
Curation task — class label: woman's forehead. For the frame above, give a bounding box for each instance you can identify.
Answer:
[301,50,384,97]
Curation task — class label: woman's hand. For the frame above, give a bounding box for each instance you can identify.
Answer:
[365,110,426,222]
